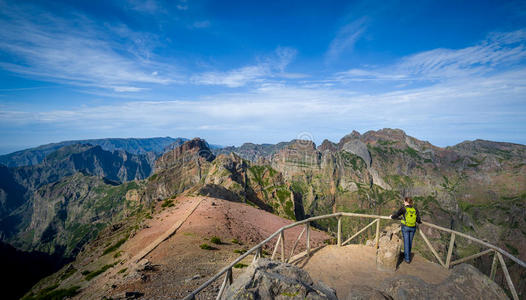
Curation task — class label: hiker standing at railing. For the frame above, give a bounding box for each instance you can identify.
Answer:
[390,197,421,264]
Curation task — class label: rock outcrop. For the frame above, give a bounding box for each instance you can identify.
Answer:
[345,285,392,300]
[380,263,509,299]
[342,139,371,168]
[221,258,337,300]
[375,224,402,272]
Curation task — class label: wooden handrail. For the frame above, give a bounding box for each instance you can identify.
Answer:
[421,221,526,268]
[184,212,525,300]
[341,219,377,246]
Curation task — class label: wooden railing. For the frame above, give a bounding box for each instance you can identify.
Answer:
[183,212,525,300]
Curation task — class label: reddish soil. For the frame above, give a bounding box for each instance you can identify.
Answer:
[74,196,328,299]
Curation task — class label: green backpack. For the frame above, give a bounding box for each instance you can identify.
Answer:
[402,207,417,227]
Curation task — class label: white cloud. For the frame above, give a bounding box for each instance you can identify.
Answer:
[326,17,367,63]
[3,67,525,143]
[191,66,267,88]
[126,0,161,14]
[337,30,526,82]
[191,47,298,87]
[0,2,178,92]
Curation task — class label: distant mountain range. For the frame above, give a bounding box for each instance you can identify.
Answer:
[0,137,189,167]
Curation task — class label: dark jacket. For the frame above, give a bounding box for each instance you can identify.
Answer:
[391,205,421,225]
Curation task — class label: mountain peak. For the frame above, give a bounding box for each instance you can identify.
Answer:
[155,138,215,170]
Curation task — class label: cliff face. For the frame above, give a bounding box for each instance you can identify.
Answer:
[20,174,141,257]
[0,144,152,257]
[145,139,295,219]
[213,141,291,162]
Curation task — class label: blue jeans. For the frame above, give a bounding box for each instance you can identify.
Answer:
[401,225,416,262]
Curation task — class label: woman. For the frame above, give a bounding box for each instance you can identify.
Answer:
[390,197,421,263]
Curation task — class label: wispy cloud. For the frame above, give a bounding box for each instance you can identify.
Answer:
[2,64,525,146]
[191,20,211,29]
[126,0,162,14]
[191,47,298,87]
[325,17,368,63]
[0,1,178,92]
[176,0,189,11]
[336,30,526,82]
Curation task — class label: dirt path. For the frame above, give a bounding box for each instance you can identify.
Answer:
[300,244,451,298]
[100,196,328,299]
[131,197,203,263]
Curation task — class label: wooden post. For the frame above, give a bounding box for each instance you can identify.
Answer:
[418,228,445,267]
[271,233,281,260]
[215,269,231,300]
[252,247,261,264]
[280,230,285,262]
[337,216,342,247]
[288,227,306,262]
[445,232,456,269]
[306,222,311,257]
[375,218,380,249]
[497,252,519,300]
[490,250,498,280]
[227,267,233,285]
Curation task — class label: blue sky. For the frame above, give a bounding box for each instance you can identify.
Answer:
[0,0,526,154]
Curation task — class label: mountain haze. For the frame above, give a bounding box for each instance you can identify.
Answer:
[0,137,188,167]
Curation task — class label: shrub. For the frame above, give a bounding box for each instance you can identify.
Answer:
[84,262,118,280]
[59,266,77,280]
[161,199,174,208]
[103,236,128,255]
[210,236,222,244]
[506,243,519,256]
[22,285,80,300]
[231,238,242,245]
[117,267,127,274]
[233,249,246,254]
[234,263,248,269]
[200,243,218,250]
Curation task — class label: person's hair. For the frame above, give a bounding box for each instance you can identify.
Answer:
[404,197,413,205]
